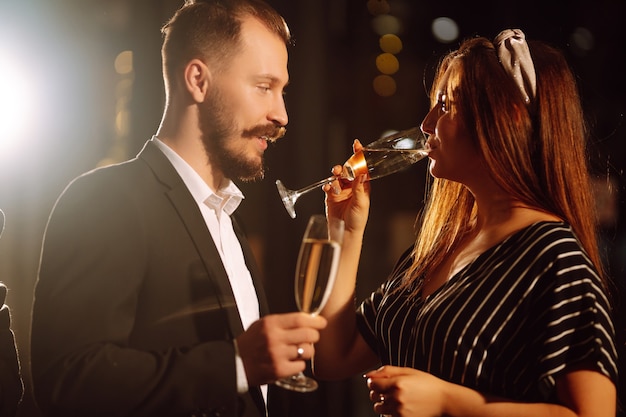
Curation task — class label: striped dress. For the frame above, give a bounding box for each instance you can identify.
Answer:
[356,221,618,402]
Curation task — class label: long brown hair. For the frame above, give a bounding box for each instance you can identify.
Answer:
[401,36,606,294]
[160,0,291,93]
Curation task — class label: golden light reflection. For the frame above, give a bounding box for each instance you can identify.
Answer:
[114,50,133,75]
[376,52,399,75]
[379,34,402,54]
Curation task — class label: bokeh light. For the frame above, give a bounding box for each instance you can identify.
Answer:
[114,50,134,75]
[366,0,390,16]
[379,34,403,54]
[569,27,594,57]
[376,52,399,75]
[431,17,459,43]
[373,74,396,97]
[372,14,402,35]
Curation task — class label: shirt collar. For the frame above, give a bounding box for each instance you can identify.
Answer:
[152,136,244,215]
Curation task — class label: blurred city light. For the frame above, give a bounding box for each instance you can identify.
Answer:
[569,27,595,57]
[373,74,396,97]
[372,14,402,36]
[379,34,403,54]
[431,17,459,43]
[366,0,390,16]
[376,52,400,75]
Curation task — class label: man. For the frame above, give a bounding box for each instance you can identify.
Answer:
[30,1,326,416]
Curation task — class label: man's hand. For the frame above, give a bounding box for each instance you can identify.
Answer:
[236,312,327,386]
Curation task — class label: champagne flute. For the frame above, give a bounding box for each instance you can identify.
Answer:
[276,126,430,218]
[275,214,344,392]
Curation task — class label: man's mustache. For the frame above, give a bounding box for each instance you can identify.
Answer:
[245,125,286,143]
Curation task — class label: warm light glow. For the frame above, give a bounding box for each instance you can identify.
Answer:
[0,50,34,154]
[373,74,396,97]
[366,0,390,16]
[114,50,134,75]
[372,14,401,35]
[115,110,130,136]
[379,34,403,54]
[376,53,399,75]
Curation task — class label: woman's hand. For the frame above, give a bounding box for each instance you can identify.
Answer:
[324,140,370,234]
[365,366,614,417]
[366,366,448,417]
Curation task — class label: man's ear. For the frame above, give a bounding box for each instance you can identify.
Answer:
[184,59,211,103]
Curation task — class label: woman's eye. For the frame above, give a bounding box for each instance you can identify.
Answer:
[439,94,449,112]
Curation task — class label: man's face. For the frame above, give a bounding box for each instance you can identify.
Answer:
[199,16,289,182]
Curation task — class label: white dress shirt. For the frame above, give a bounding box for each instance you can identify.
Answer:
[153,137,266,400]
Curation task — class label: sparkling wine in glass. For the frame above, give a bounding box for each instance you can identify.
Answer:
[276,126,430,218]
[275,214,344,392]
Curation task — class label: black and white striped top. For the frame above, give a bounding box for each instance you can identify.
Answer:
[357,221,618,402]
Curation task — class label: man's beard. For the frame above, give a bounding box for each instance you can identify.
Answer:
[198,89,275,183]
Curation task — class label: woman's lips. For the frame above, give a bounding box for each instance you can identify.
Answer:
[426,136,439,151]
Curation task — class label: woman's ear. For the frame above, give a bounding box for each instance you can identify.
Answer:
[184,59,211,103]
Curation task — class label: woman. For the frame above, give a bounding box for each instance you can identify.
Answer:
[315,29,619,417]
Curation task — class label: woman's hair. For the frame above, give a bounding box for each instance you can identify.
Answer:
[402,35,606,294]
[160,0,291,93]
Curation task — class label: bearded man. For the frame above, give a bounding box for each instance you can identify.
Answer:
[30,2,325,416]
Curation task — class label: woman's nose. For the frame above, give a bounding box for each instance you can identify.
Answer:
[420,107,436,135]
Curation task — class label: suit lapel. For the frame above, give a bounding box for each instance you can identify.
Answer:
[138,140,245,338]
[138,140,268,416]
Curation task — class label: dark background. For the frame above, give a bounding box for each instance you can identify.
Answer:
[0,1,624,416]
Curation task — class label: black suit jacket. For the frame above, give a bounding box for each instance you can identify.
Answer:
[31,140,274,417]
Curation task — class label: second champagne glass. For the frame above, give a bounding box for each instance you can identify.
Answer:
[274,214,344,392]
[276,126,430,218]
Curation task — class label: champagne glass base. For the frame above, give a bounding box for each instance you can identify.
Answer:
[275,179,297,219]
[275,373,319,393]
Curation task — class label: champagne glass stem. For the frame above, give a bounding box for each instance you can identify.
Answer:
[276,175,337,219]
[293,175,337,196]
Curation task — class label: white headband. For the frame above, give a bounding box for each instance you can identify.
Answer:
[494,29,536,104]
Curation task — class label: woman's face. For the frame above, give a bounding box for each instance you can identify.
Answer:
[420,63,485,185]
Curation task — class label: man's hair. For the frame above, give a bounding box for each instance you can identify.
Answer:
[161,0,291,92]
